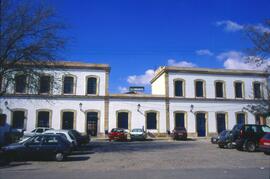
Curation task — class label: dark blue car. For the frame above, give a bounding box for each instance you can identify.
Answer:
[1,134,72,162]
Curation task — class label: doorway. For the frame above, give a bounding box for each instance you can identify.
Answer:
[86,112,98,136]
[196,113,206,137]
[216,113,226,134]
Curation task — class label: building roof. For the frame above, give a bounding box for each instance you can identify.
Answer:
[150,66,269,84]
[14,61,111,71]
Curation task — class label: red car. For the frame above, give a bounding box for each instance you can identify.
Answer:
[259,132,270,155]
[172,127,187,140]
[108,128,128,142]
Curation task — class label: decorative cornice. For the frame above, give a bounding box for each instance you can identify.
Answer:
[150,66,269,84]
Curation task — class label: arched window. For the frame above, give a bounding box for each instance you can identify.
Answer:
[146,112,157,130]
[87,77,97,95]
[215,81,225,98]
[15,74,27,93]
[174,112,185,128]
[63,76,75,94]
[37,110,51,127]
[195,80,205,97]
[117,112,129,129]
[62,111,75,129]
[253,82,262,99]
[234,81,244,98]
[236,112,246,125]
[12,110,27,129]
[39,75,51,94]
[174,79,184,97]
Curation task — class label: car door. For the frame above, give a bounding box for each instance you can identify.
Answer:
[24,135,43,159]
[40,136,59,159]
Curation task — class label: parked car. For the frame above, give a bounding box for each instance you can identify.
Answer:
[108,128,128,141]
[235,124,270,152]
[69,129,90,146]
[259,132,270,155]
[211,130,229,144]
[1,134,72,162]
[217,130,234,149]
[172,127,187,140]
[43,129,78,148]
[130,128,147,141]
[23,127,52,138]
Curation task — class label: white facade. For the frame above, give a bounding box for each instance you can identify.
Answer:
[0,62,269,143]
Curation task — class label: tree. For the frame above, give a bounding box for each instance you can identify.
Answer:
[244,20,270,120]
[0,0,67,96]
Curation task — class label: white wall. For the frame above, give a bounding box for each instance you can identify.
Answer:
[169,100,255,134]
[151,73,166,95]
[0,97,105,133]
[109,98,166,133]
[168,72,268,99]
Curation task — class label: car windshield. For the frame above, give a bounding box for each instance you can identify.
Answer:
[70,130,81,137]
[68,131,76,140]
[132,129,142,132]
[232,124,242,132]
[31,129,36,133]
[18,137,32,144]
[262,126,270,132]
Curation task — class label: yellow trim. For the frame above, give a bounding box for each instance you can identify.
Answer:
[173,111,188,129]
[145,110,160,133]
[173,78,186,97]
[116,110,131,130]
[194,79,206,98]
[62,74,77,95]
[36,109,52,128]
[194,111,208,137]
[10,108,28,130]
[85,75,99,96]
[60,109,77,129]
[84,110,100,135]
[215,112,228,133]
[214,80,226,99]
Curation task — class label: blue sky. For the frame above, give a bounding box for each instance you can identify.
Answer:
[48,0,270,93]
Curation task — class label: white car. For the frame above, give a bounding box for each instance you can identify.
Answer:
[43,129,78,148]
[23,127,52,138]
[130,128,147,141]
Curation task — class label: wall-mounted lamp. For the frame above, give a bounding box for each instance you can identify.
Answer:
[79,102,84,112]
[4,101,11,111]
[190,104,194,113]
[137,104,141,112]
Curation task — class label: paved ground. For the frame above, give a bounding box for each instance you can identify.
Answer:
[0,139,269,179]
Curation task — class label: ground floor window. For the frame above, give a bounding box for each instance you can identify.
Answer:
[196,113,206,137]
[216,113,226,134]
[87,112,98,136]
[117,112,129,129]
[236,113,245,125]
[12,110,26,129]
[37,111,50,127]
[146,112,157,130]
[175,112,185,128]
[62,111,74,129]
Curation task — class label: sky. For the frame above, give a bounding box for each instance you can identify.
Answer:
[47,0,270,93]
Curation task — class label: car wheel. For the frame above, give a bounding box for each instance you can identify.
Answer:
[227,142,233,149]
[55,153,64,162]
[218,144,224,148]
[246,141,256,152]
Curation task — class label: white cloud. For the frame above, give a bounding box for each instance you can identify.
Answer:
[127,69,155,85]
[216,20,243,32]
[252,24,270,33]
[196,49,214,56]
[168,59,197,67]
[118,86,128,93]
[217,50,269,70]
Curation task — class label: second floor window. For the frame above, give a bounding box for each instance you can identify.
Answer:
[234,82,243,98]
[195,80,204,97]
[39,76,51,94]
[215,81,224,98]
[15,75,27,93]
[63,76,74,94]
[87,77,97,95]
[253,82,261,98]
[174,80,184,97]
